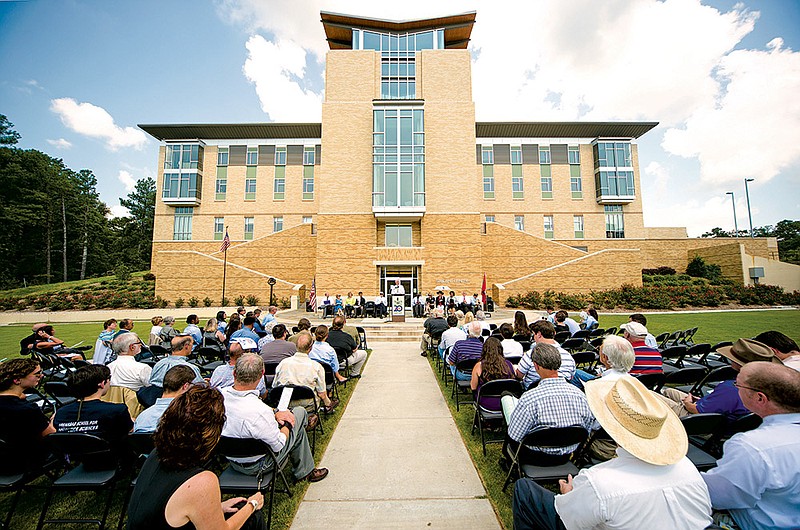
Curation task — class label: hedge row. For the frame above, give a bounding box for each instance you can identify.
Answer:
[0,279,156,311]
[505,284,800,311]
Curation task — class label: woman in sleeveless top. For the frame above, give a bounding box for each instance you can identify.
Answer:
[203,318,227,355]
[126,386,264,530]
[470,337,515,411]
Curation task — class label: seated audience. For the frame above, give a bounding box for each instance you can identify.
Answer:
[251,309,265,334]
[554,310,580,336]
[216,311,227,333]
[475,310,491,333]
[628,313,658,348]
[99,318,117,345]
[148,316,163,346]
[108,332,152,391]
[274,332,339,414]
[438,315,467,360]
[499,323,523,358]
[210,342,267,397]
[503,344,596,467]
[326,315,367,378]
[53,364,133,445]
[754,330,800,371]
[471,337,515,410]
[133,365,197,433]
[182,315,202,352]
[261,305,278,327]
[33,324,84,360]
[19,323,47,355]
[516,320,575,389]
[288,318,312,345]
[0,358,55,473]
[621,321,663,374]
[259,323,297,364]
[221,354,329,482]
[512,311,531,342]
[231,316,260,343]
[702,362,800,530]
[513,376,712,530]
[141,336,203,407]
[448,321,484,381]
[580,307,599,330]
[158,316,180,348]
[202,317,227,355]
[420,308,448,357]
[224,315,242,347]
[93,318,117,365]
[126,386,266,529]
[309,325,348,383]
[657,338,775,420]
[115,318,135,336]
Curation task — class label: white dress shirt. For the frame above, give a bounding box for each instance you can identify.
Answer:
[501,338,524,358]
[555,448,712,529]
[221,386,286,462]
[108,355,152,391]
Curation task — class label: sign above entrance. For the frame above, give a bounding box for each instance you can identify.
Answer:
[436,279,470,285]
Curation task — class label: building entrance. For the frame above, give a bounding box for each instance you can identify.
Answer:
[379,266,418,309]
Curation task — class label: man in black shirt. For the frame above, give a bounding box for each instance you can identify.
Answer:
[0,358,55,473]
[326,315,367,378]
[420,308,449,357]
[53,365,133,444]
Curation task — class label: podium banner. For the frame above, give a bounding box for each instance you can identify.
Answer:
[391,295,405,317]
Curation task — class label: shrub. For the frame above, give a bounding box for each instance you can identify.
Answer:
[115,264,132,282]
[276,296,291,309]
[234,295,245,306]
[175,297,185,308]
[143,272,156,281]
[505,296,520,308]
[221,297,230,307]
[246,294,259,306]
[556,293,585,311]
[154,296,169,309]
[642,266,676,276]
[188,296,199,308]
[203,297,213,307]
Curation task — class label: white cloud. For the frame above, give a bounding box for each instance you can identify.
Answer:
[108,205,130,219]
[46,138,72,149]
[50,98,147,150]
[243,35,323,121]
[661,40,800,184]
[117,170,137,192]
[645,192,757,237]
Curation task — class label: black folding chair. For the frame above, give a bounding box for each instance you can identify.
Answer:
[37,433,120,530]
[316,361,339,400]
[356,326,368,350]
[571,351,597,372]
[264,362,280,388]
[554,331,570,344]
[655,366,708,393]
[471,379,523,455]
[604,327,617,336]
[502,426,589,491]
[215,436,291,530]
[451,358,480,411]
[681,413,727,471]
[560,338,586,353]
[1,438,56,530]
[43,381,77,409]
[116,433,155,530]
[572,330,591,340]
[703,412,763,458]
[265,385,323,452]
[589,328,605,338]
[659,345,689,372]
[634,372,666,391]
[683,366,737,397]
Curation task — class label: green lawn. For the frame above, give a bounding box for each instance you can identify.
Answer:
[426,308,799,530]
[0,351,369,529]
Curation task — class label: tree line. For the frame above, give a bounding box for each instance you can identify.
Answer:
[0,114,155,289]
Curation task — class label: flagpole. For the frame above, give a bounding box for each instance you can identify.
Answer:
[221,226,228,305]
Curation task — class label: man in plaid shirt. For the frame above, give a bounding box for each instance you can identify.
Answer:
[503,343,597,466]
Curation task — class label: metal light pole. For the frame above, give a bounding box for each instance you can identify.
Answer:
[744,178,754,238]
[726,191,739,237]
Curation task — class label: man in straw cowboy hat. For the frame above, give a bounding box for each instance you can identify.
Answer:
[513,376,712,529]
[656,338,781,420]
[702,361,800,530]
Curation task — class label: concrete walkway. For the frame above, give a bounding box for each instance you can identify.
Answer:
[291,341,501,529]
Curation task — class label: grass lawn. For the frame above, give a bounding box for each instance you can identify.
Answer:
[425,308,799,530]
[0,351,370,529]
[0,272,148,299]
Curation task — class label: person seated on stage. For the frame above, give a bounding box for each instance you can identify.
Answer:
[32,324,85,360]
[53,364,133,445]
[353,292,366,318]
[333,294,344,315]
[344,292,357,318]
[0,358,55,474]
[134,365,197,433]
[288,318,312,345]
[309,325,348,383]
[412,292,426,318]
[321,293,334,318]
[374,292,388,318]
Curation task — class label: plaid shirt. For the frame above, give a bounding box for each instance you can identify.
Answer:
[507,377,596,455]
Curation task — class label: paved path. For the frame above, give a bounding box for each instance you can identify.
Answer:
[291,341,501,529]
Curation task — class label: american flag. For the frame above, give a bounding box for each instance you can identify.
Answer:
[219,229,230,252]
[309,277,317,311]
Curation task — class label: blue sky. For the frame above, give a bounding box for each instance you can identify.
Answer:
[1,0,798,234]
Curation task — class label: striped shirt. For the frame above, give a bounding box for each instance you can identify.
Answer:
[447,336,484,365]
[507,377,596,454]
[629,341,663,374]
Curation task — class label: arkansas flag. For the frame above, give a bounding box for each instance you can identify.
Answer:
[481,273,487,308]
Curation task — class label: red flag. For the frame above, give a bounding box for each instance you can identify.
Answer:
[219,229,231,252]
[309,277,317,311]
[481,273,487,308]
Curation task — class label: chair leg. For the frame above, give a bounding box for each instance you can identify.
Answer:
[99,482,116,530]
[117,483,133,530]
[2,488,22,529]
[36,488,55,530]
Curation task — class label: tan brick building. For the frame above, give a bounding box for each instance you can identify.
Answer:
[140,11,784,308]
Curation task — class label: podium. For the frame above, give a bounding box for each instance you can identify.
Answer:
[391,295,405,322]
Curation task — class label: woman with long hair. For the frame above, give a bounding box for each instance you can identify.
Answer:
[461,311,474,334]
[470,337,515,410]
[126,386,264,529]
[224,315,242,347]
[203,318,227,355]
[512,311,530,341]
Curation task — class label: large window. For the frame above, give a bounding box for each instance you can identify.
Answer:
[514,215,525,231]
[605,205,625,238]
[540,146,552,199]
[482,146,494,199]
[573,215,584,239]
[385,224,413,247]
[594,142,635,199]
[173,207,193,240]
[244,147,257,200]
[360,29,441,100]
[373,108,425,208]
[511,146,524,199]
[569,145,582,199]
[303,147,314,200]
[163,143,203,201]
[274,147,286,200]
[215,147,227,201]
[244,217,254,240]
[543,215,554,239]
[246,147,258,166]
[214,217,224,240]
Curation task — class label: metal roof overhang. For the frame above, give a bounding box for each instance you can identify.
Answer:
[138,123,322,141]
[475,122,659,139]
[321,11,476,50]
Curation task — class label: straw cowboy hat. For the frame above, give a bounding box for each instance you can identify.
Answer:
[716,338,782,366]
[584,376,687,466]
